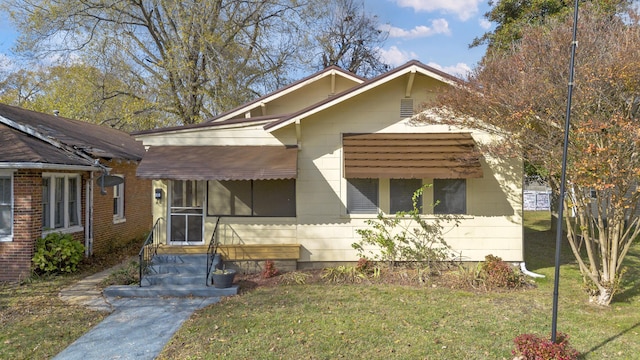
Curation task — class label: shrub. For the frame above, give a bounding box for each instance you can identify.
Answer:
[352,186,460,269]
[261,260,280,279]
[32,232,85,274]
[483,254,522,289]
[512,332,579,360]
[355,257,374,274]
[322,266,366,283]
[280,271,311,285]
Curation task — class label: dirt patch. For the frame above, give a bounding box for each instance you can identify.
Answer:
[233,265,536,295]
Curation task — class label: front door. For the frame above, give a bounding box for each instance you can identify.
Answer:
[169,180,204,245]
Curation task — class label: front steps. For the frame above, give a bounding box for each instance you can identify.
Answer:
[104,254,239,298]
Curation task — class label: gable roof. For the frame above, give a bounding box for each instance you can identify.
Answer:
[0,103,145,167]
[206,65,365,123]
[264,60,462,132]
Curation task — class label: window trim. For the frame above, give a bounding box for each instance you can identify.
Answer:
[112,175,126,224]
[0,170,13,242]
[42,173,83,234]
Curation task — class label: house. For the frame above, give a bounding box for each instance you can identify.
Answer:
[133,60,523,270]
[0,104,152,281]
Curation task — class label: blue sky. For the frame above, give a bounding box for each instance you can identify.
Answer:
[0,0,492,78]
[368,0,491,77]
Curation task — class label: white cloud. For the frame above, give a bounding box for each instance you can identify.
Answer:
[479,18,492,30]
[426,61,472,78]
[379,46,418,66]
[382,18,450,39]
[394,0,482,21]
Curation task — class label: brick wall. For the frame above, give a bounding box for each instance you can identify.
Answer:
[1,162,151,282]
[0,169,42,281]
[91,160,152,255]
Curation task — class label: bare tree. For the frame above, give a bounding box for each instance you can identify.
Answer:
[3,0,308,125]
[308,0,389,77]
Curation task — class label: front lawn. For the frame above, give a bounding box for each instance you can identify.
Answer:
[159,211,640,359]
[0,238,141,359]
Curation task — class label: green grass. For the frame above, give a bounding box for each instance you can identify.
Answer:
[159,211,640,359]
[0,237,142,359]
[1,215,639,359]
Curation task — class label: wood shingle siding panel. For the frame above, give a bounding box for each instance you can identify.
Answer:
[343,133,483,179]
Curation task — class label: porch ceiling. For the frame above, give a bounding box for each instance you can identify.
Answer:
[343,133,483,179]
[137,145,298,180]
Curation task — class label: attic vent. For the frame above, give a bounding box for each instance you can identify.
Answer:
[400,98,414,118]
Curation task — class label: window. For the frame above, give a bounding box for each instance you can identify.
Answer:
[113,176,125,222]
[433,179,466,214]
[207,179,295,217]
[390,179,422,213]
[347,178,378,214]
[42,174,82,231]
[0,173,12,241]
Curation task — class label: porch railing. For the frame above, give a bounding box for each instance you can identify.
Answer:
[206,217,221,286]
[139,217,164,287]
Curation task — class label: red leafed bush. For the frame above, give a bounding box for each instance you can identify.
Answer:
[483,255,522,289]
[261,260,280,279]
[512,332,579,360]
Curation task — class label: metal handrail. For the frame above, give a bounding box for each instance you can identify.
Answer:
[138,217,164,287]
[206,217,221,286]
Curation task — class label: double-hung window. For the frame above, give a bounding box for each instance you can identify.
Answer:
[390,179,422,213]
[42,173,82,231]
[347,178,379,214]
[0,172,12,241]
[113,175,125,222]
[433,179,466,214]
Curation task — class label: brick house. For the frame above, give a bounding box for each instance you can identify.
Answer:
[0,104,152,281]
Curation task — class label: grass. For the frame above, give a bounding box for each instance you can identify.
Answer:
[158,211,640,359]
[0,237,142,359]
[1,213,639,359]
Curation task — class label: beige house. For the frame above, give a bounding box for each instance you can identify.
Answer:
[133,60,523,268]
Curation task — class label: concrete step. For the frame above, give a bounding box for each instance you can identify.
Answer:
[152,254,209,265]
[104,284,238,298]
[141,273,207,286]
[147,263,204,275]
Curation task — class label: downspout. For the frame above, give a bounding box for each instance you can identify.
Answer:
[520,262,545,278]
[85,172,94,256]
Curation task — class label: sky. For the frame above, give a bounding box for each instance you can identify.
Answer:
[367,0,492,77]
[0,0,493,79]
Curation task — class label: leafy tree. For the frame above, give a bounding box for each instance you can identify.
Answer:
[421,4,640,305]
[0,64,160,131]
[472,0,631,53]
[306,0,389,77]
[2,0,309,125]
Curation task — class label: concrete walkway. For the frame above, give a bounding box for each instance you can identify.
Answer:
[55,261,220,360]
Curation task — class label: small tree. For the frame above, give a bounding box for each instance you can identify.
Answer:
[422,4,640,305]
[352,186,460,269]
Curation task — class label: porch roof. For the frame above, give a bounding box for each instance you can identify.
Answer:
[343,133,483,179]
[137,145,298,180]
